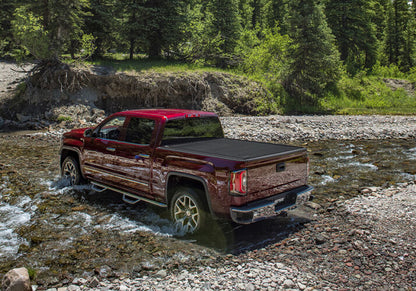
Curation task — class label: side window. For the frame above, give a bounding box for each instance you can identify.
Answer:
[125,118,155,145]
[97,116,126,140]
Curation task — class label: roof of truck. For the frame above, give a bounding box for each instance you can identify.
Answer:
[118,109,218,120]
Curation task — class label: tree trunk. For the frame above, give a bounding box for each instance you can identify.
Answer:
[148,34,162,59]
[129,39,135,60]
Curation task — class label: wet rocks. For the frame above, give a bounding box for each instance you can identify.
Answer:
[1,267,32,291]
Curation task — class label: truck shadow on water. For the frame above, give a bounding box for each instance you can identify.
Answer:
[189,213,311,255]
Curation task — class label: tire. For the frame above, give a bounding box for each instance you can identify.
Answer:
[61,156,83,185]
[170,187,207,234]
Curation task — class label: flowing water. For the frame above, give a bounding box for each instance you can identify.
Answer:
[0,133,415,285]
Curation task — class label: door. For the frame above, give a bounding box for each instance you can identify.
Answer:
[115,117,156,197]
[83,115,127,185]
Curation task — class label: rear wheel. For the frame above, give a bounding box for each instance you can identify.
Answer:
[170,187,207,234]
[61,156,83,185]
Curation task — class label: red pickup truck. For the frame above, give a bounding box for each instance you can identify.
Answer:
[60,109,313,234]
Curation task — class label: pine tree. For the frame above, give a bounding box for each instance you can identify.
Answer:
[116,0,146,60]
[401,4,416,71]
[325,0,378,72]
[0,0,18,55]
[238,0,254,29]
[206,0,242,67]
[372,0,389,42]
[144,0,187,58]
[384,0,413,70]
[117,0,187,59]
[19,0,91,59]
[85,0,116,58]
[263,0,289,32]
[284,0,341,107]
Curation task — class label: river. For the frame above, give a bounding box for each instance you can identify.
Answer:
[0,132,415,285]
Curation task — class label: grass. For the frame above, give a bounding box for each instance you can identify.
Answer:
[66,54,416,115]
[319,75,416,115]
[84,53,233,74]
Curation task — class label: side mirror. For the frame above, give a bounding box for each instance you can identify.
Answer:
[83,128,93,137]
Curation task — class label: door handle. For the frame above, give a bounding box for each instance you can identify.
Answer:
[106,147,116,152]
[135,153,150,160]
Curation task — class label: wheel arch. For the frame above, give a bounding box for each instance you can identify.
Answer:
[60,146,84,178]
[166,172,213,215]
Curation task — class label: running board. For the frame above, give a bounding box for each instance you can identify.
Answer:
[91,181,167,208]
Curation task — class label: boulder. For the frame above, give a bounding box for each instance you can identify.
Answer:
[16,113,31,123]
[1,267,32,291]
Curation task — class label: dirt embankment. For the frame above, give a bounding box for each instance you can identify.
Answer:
[0,62,275,129]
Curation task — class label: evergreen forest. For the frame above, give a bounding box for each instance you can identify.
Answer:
[1,0,416,114]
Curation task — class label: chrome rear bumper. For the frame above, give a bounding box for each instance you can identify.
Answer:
[230,185,313,224]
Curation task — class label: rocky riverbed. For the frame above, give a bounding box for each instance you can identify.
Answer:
[0,119,414,290]
[37,182,416,291]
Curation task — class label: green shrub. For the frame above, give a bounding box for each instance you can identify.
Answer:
[56,115,73,122]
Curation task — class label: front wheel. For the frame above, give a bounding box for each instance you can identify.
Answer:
[170,188,207,234]
[61,156,83,185]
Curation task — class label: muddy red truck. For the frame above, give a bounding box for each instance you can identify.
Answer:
[60,109,313,233]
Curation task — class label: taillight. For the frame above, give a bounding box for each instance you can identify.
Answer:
[230,169,247,195]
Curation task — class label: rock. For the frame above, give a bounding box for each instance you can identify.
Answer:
[315,234,327,245]
[0,116,4,128]
[155,270,167,278]
[72,278,87,285]
[360,188,372,194]
[88,277,100,288]
[283,279,295,288]
[16,113,31,123]
[298,282,307,290]
[305,201,322,210]
[1,267,32,291]
[96,265,113,278]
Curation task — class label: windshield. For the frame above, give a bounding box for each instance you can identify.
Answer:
[161,116,224,146]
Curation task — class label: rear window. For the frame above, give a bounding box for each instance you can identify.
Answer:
[162,116,224,146]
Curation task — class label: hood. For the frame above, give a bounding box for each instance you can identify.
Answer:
[63,127,91,139]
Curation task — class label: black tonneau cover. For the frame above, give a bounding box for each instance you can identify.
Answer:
[159,138,305,162]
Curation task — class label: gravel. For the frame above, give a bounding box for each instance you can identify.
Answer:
[220,115,416,142]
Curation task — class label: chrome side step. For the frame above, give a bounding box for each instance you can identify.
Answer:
[91,183,107,192]
[122,194,141,205]
[91,181,167,208]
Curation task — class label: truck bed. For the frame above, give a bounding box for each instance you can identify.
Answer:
[159,138,305,162]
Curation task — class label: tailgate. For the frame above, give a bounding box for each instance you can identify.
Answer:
[246,151,308,201]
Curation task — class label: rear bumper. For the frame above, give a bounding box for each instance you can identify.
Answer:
[230,185,314,224]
